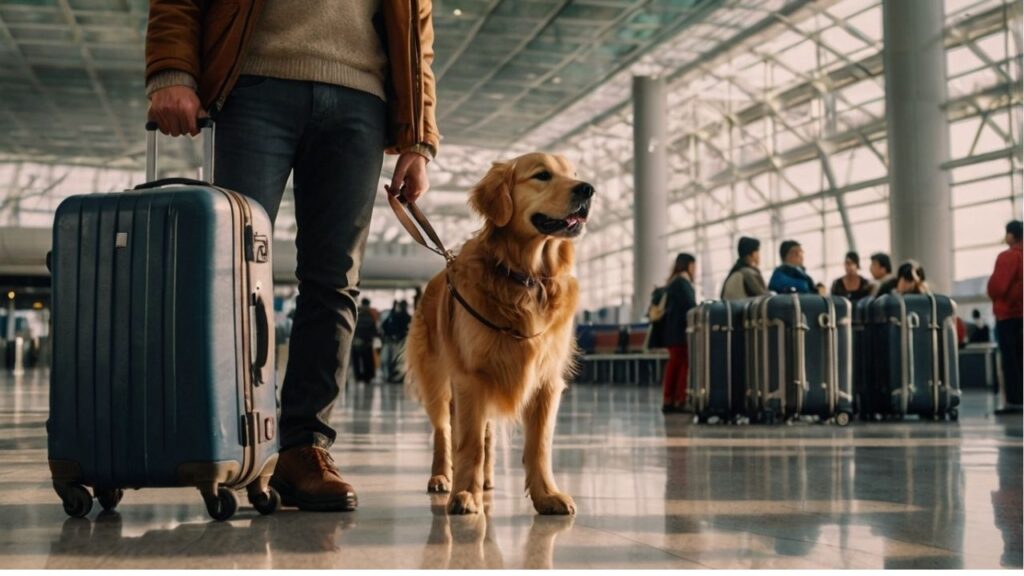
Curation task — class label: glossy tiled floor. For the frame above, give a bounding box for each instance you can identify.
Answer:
[0,368,1020,569]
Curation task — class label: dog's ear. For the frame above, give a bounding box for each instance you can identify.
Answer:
[469,161,515,227]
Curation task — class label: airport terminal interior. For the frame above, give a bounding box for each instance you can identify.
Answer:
[0,0,1022,570]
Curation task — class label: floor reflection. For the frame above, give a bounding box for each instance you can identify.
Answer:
[0,369,1019,569]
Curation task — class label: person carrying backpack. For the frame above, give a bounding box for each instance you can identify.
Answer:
[659,253,697,414]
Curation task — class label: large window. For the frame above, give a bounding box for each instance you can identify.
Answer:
[556,0,1021,313]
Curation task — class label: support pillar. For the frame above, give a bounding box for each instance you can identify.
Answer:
[883,0,954,293]
[632,76,668,322]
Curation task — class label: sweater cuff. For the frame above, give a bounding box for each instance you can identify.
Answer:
[146,70,198,98]
[402,143,436,162]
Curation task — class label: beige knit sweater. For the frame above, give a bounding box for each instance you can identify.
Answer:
[240,0,388,101]
[147,1,387,102]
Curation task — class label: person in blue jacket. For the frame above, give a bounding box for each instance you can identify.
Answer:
[768,240,818,294]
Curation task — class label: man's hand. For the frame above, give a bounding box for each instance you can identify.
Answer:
[148,85,206,137]
[389,152,430,203]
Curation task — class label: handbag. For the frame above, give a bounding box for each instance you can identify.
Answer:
[647,287,669,322]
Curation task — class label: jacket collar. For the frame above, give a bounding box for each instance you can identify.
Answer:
[777,263,810,278]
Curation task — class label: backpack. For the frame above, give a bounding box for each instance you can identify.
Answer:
[647,286,669,322]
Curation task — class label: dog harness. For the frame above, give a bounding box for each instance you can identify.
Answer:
[386,189,549,341]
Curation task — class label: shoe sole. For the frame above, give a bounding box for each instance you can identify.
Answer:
[269,477,358,512]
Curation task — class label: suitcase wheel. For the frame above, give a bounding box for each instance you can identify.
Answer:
[834,412,852,427]
[204,487,239,522]
[248,487,280,516]
[948,409,959,422]
[60,485,93,518]
[96,488,124,512]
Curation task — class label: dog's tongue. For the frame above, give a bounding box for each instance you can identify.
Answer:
[565,216,580,226]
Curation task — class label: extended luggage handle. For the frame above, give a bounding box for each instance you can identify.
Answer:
[143,118,215,184]
[134,177,211,191]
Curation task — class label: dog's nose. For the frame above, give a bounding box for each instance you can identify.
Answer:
[573,182,595,199]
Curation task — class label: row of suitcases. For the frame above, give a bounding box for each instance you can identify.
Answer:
[686,293,961,425]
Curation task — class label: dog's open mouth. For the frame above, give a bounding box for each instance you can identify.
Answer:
[531,199,591,236]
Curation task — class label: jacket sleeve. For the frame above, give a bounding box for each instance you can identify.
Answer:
[418,0,440,155]
[988,251,1015,301]
[683,279,697,312]
[145,0,207,83]
[802,270,816,293]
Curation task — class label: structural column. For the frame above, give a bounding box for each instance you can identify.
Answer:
[882,0,953,293]
[632,76,668,322]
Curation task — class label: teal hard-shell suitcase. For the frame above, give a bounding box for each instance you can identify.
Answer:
[47,121,279,521]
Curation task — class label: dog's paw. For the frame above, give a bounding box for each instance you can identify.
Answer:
[428,475,451,493]
[532,492,576,516]
[448,490,480,515]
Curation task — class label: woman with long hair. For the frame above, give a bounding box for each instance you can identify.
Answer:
[660,253,697,414]
[831,251,872,301]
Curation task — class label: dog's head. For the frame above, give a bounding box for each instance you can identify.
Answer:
[468,153,594,239]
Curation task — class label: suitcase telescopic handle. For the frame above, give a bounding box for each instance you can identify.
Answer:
[143,117,215,184]
[133,177,210,191]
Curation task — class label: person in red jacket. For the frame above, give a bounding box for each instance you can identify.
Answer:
[987,220,1023,406]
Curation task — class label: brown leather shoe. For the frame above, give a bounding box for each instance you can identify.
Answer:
[269,446,358,512]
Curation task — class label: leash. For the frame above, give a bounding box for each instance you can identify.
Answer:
[386,189,546,341]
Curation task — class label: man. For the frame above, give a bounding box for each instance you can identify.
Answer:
[145,1,440,511]
[869,252,897,297]
[768,240,816,294]
[352,299,380,384]
[967,309,991,344]
[381,300,412,383]
[721,236,768,300]
[987,220,1023,407]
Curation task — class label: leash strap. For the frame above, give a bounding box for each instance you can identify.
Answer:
[387,192,453,263]
[387,190,545,341]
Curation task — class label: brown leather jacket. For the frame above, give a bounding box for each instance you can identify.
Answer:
[145,0,440,155]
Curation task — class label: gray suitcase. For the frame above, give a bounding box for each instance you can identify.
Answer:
[852,297,879,420]
[687,300,747,422]
[743,294,854,426]
[863,293,961,420]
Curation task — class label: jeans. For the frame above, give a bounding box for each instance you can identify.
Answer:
[662,343,689,407]
[380,340,403,382]
[213,75,386,450]
[351,346,376,384]
[996,318,1023,405]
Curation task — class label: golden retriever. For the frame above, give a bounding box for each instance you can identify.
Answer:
[404,153,593,516]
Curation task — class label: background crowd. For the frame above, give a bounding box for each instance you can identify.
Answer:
[652,219,1024,415]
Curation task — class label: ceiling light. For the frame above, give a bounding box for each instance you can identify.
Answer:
[453,8,462,16]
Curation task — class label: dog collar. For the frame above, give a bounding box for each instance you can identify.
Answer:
[496,261,548,289]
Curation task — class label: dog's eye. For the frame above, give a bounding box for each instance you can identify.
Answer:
[532,171,553,182]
